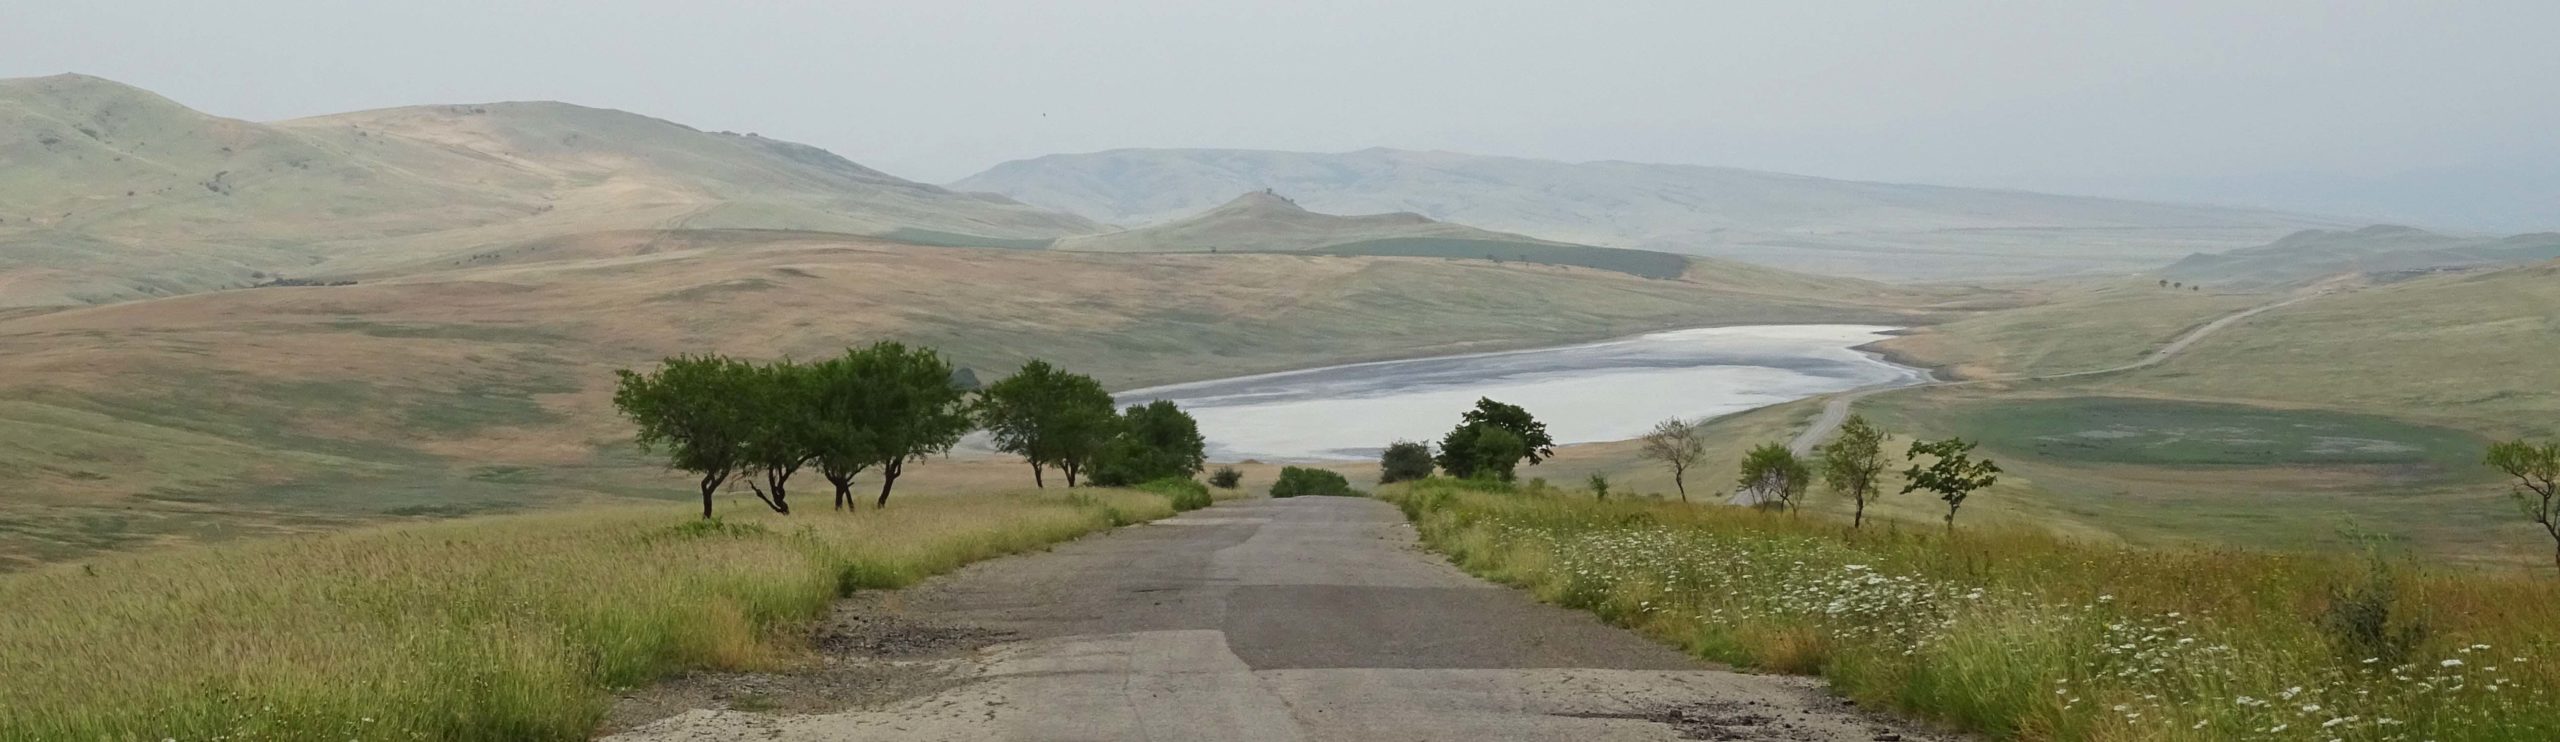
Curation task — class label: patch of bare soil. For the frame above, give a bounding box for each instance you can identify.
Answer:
[595,592,1014,735]
[1559,697,1920,742]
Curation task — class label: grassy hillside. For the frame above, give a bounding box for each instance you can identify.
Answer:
[953,148,2351,281]
[0,231,1942,567]
[1873,279,2267,379]
[2101,260,2560,435]
[1705,261,2560,563]
[0,74,1100,307]
[2160,224,2560,287]
[0,488,1182,740]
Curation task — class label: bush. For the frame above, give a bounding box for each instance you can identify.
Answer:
[1208,466,1242,490]
[1136,477,1213,512]
[1270,466,1355,498]
[1379,440,1435,483]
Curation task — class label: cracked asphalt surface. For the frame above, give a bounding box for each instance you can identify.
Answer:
[605,497,1947,741]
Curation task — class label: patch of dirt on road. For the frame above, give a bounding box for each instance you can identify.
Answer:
[1558,697,1933,741]
[597,592,1013,734]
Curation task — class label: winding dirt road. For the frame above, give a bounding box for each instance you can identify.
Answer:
[607,497,1947,741]
[1736,286,2337,506]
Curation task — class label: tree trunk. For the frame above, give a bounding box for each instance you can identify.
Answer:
[825,471,856,512]
[1063,462,1081,488]
[1673,472,1687,503]
[875,458,905,509]
[697,472,724,519]
[750,468,792,514]
[1032,462,1045,489]
[1854,498,1866,529]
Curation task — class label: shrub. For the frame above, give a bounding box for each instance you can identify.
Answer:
[1379,440,1434,483]
[1137,477,1214,512]
[1208,466,1243,490]
[1270,466,1355,498]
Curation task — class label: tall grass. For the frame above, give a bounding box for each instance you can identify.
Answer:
[1383,480,2559,741]
[0,489,1176,740]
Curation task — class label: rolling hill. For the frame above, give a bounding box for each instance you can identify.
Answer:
[1053,190,1696,278]
[0,229,1950,567]
[2158,224,2560,287]
[0,74,1101,306]
[951,148,2353,281]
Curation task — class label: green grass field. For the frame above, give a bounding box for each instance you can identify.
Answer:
[1385,480,2560,741]
[1946,396,2484,471]
[0,488,1182,740]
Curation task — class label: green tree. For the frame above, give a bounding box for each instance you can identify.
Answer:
[1469,426,1529,482]
[1902,437,2002,532]
[842,342,973,508]
[613,354,760,519]
[977,360,1117,487]
[737,360,821,514]
[1736,442,1810,512]
[804,355,874,512]
[1379,440,1435,484]
[1586,473,1611,501]
[1435,398,1552,478]
[1208,466,1243,490]
[2485,440,2560,569]
[1089,399,1208,487]
[1819,415,1891,528]
[1637,417,1706,501]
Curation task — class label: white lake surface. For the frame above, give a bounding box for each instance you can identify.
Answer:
[1118,325,1928,461]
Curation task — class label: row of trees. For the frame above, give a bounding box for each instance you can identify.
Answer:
[1621,414,2000,530]
[615,347,1206,518]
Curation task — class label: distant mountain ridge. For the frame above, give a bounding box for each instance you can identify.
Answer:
[953,148,2355,281]
[0,74,1101,306]
[2159,225,2560,287]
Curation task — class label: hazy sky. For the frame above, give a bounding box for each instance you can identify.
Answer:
[7,1,2555,226]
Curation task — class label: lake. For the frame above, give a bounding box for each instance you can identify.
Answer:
[1118,324,1927,461]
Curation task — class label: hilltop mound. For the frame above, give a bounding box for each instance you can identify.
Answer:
[952,148,2352,281]
[1058,190,1547,252]
[2158,225,2560,287]
[1053,191,1703,278]
[0,74,1101,306]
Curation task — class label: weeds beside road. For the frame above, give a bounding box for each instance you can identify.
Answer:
[0,489,1180,740]
[1385,479,2559,741]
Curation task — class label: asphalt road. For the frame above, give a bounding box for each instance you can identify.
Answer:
[608,497,1943,741]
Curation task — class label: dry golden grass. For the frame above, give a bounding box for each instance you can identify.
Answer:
[0,487,1179,740]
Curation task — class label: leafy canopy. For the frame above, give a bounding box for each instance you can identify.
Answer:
[1902,437,2002,530]
[1089,399,1208,487]
[1379,440,1435,484]
[1436,398,1551,479]
[1819,415,1892,527]
[1737,442,1810,511]
[977,360,1118,486]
